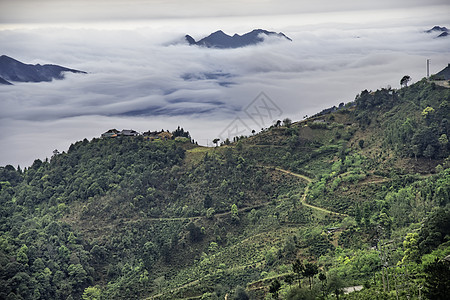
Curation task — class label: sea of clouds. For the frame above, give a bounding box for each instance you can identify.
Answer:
[0,14,449,167]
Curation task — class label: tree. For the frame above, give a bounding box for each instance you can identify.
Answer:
[236,141,243,151]
[438,134,448,155]
[401,232,420,264]
[213,138,220,147]
[52,149,60,158]
[412,144,420,161]
[204,194,213,208]
[285,286,317,300]
[231,204,239,223]
[400,75,411,87]
[412,127,439,158]
[358,139,364,149]
[327,274,344,300]
[187,222,204,242]
[265,247,277,266]
[355,205,362,226]
[16,244,29,265]
[302,262,319,290]
[208,242,219,253]
[154,276,165,294]
[422,106,435,120]
[423,144,435,160]
[417,207,450,255]
[269,279,281,299]
[233,286,249,300]
[283,118,292,128]
[318,273,327,299]
[82,286,101,300]
[292,259,304,287]
[172,126,191,139]
[424,258,450,300]
[67,264,87,287]
[206,207,215,219]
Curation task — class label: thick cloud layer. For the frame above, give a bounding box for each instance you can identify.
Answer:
[1,0,449,24]
[0,8,449,167]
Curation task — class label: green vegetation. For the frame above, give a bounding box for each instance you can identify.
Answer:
[1,80,450,299]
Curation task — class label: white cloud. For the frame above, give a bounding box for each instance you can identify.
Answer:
[1,9,450,167]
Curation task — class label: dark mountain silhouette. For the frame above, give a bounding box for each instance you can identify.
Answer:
[185,29,292,48]
[425,26,449,38]
[0,76,12,85]
[425,26,448,33]
[0,55,86,83]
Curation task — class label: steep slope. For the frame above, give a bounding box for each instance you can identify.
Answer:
[186,29,291,48]
[0,76,12,85]
[0,80,449,299]
[0,55,86,83]
[432,63,450,80]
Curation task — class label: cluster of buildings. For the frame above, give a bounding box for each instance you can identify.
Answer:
[101,129,173,141]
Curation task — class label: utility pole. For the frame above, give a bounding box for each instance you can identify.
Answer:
[427,59,430,78]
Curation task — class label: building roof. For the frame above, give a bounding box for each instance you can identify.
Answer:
[121,129,139,136]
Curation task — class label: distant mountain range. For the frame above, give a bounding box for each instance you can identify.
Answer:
[425,26,448,38]
[0,55,86,85]
[185,29,292,49]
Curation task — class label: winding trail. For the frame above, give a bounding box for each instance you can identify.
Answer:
[259,165,347,217]
[146,165,347,299]
[122,166,346,224]
[73,165,346,236]
[272,167,313,183]
[159,165,348,221]
[276,167,348,217]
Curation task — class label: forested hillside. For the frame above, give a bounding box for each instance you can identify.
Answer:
[1,79,449,300]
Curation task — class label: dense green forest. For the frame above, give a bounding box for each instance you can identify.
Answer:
[1,79,449,300]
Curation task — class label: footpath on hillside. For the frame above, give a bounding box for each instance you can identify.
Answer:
[258,165,347,217]
[140,166,347,222]
[146,165,348,299]
[75,165,347,237]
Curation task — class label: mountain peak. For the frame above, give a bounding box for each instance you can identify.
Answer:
[211,30,226,35]
[185,29,292,49]
[0,55,20,63]
[0,55,86,83]
[425,25,448,33]
[185,34,196,45]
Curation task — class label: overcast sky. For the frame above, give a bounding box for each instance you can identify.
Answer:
[0,0,449,167]
[1,0,449,24]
